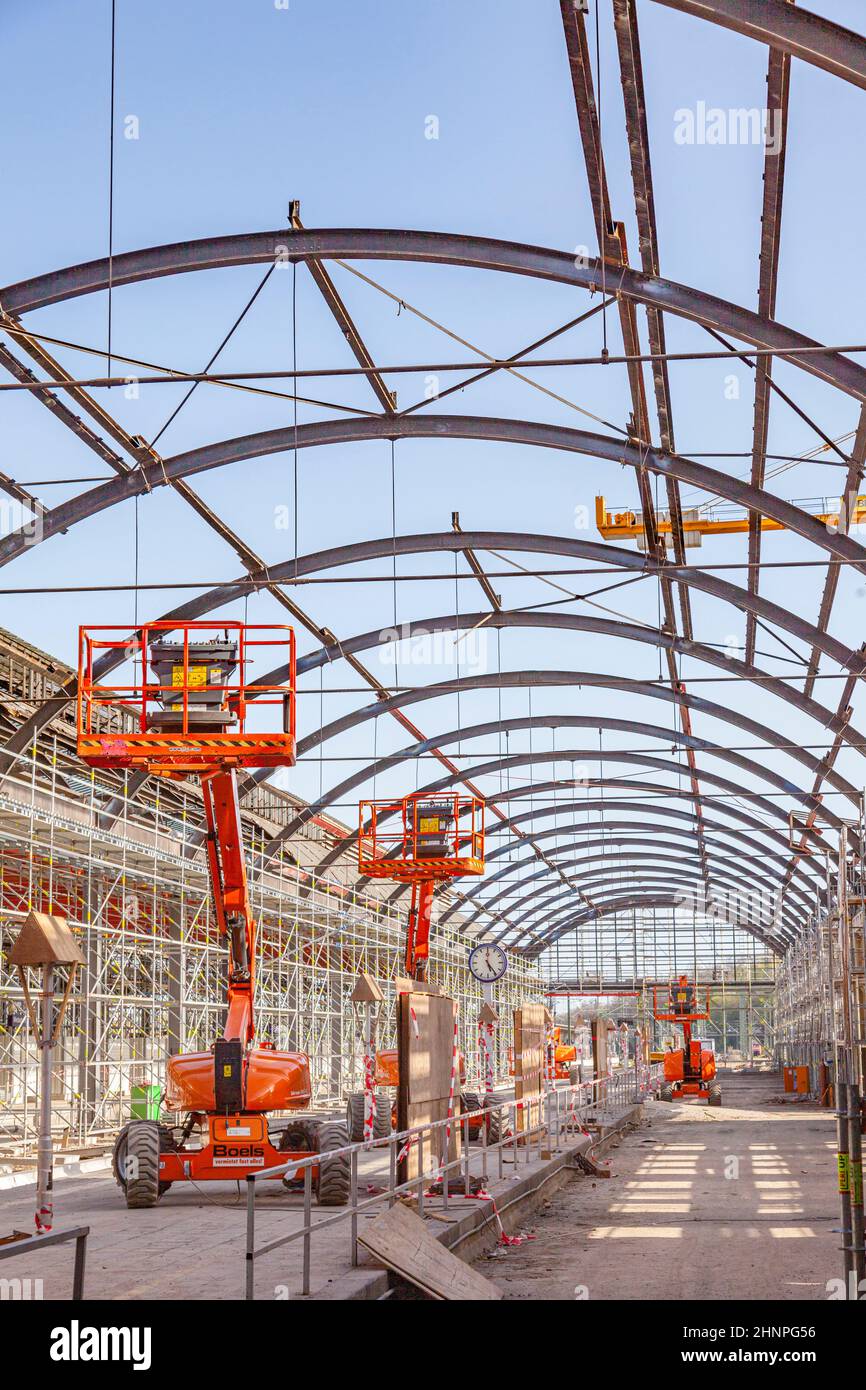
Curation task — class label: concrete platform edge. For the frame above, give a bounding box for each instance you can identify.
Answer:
[309,1102,642,1301]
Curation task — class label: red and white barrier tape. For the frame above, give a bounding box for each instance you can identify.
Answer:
[362,1020,376,1146]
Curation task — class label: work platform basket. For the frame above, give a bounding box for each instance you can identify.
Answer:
[652,981,710,1023]
[358,794,484,881]
[76,621,295,776]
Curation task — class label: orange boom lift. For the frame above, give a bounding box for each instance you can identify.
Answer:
[653,976,721,1107]
[77,622,350,1208]
[349,794,499,1139]
[358,793,485,982]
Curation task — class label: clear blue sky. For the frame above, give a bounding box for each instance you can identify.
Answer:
[2,0,864,886]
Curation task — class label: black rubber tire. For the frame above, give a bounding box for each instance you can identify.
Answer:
[374,1092,393,1140]
[483,1093,504,1145]
[708,1083,722,1108]
[278,1117,320,1153]
[112,1120,175,1205]
[278,1117,321,1188]
[315,1119,351,1207]
[659,1083,674,1102]
[346,1092,365,1143]
[115,1121,162,1208]
[459,1092,483,1143]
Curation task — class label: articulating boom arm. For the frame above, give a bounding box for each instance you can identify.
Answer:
[406,879,435,981]
[201,769,256,1045]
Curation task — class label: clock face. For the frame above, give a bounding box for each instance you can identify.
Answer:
[468,943,508,982]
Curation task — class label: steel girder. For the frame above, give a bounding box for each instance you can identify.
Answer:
[269,709,822,922]
[462,819,812,885]
[448,827,818,928]
[500,872,799,952]
[804,406,866,697]
[281,688,857,830]
[525,889,786,959]
[526,888,787,958]
[651,0,866,91]
[389,745,828,865]
[4,230,865,403]
[5,530,864,784]
[270,686,855,841]
[292,611,857,744]
[386,787,815,954]
[485,857,802,940]
[7,414,866,580]
[457,845,808,928]
[303,736,829,896]
[483,796,824,879]
[744,31,791,665]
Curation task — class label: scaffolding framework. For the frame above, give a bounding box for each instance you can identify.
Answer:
[0,697,540,1151]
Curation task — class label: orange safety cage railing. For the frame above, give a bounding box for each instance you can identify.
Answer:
[76,621,296,776]
[652,982,711,1023]
[358,793,484,881]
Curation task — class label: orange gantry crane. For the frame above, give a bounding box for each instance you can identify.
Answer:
[595,493,866,549]
[653,976,720,1107]
[77,621,350,1208]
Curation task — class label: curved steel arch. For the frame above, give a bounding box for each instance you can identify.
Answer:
[292,610,863,750]
[458,845,804,928]
[360,785,814,954]
[481,793,824,877]
[4,229,865,403]
[440,815,820,941]
[428,775,823,929]
[8,414,866,580]
[652,0,866,91]
[277,696,854,853]
[501,877,798,955]
[463,817,810,883]
[405,750,828,878]
[333,779,822,926]
[263,681,852,857]
[446,827,814,929]
[522,888,787,958]
[489,860,802,941]
[6,530,863,775]
[312,742,828,929]
[522,895,783,961]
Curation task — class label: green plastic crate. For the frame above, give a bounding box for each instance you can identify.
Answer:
[130,1084,161,1121]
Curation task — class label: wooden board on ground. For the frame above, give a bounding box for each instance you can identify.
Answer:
[514,1001,546,1134]
[397,991,460,1184]
[358,1200,502,1300]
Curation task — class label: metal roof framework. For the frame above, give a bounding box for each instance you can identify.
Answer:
[1,0,865,969]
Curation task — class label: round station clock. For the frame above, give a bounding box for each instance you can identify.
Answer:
[468,942,508,983]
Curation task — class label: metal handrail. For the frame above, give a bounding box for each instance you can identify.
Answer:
[0,1224,89,1300]
[244,1063,661,1298]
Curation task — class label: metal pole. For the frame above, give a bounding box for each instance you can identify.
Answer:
[350,1149,359,1267]
[245,1177,256,1301]
[36,963,54,1234]
[72,1231,87,1301]
[837,1079,854,1295]
[848,1081,865,1294]
[302,1163,312,1296]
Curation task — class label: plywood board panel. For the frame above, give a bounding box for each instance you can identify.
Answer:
[358,1200,502,1300]
[514,1001,546,1134]
[397,991,461,1184]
